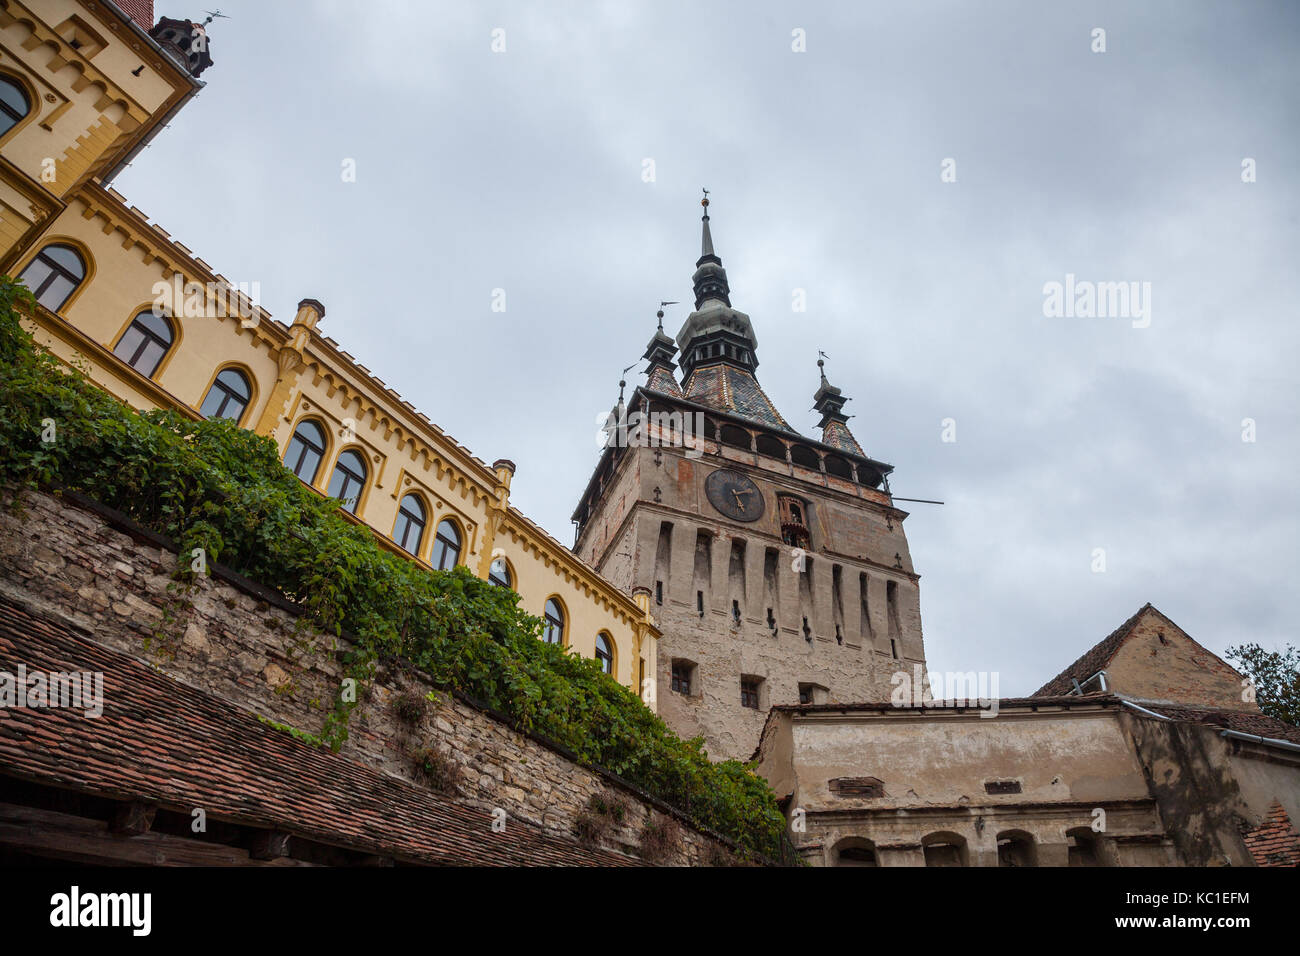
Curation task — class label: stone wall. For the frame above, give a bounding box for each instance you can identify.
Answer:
[0,488,749,866]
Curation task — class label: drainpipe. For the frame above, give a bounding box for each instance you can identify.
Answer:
[1120,700,1171,721]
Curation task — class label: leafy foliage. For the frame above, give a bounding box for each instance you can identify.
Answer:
[0,278,788,860]
[1226,642,1300,725]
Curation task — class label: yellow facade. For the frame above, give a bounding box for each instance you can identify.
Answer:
[0,0,658,698]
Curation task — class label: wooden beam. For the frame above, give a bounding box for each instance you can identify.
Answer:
[249,830,291,860]
[110,800,156,835]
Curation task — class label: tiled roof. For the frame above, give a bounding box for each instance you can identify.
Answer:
[646,366,683,398]
[1033,603,1160,697]
[0,597,638,866]
[681,364,793,432]
[1242,802,1300,867]
[821,419,864,456]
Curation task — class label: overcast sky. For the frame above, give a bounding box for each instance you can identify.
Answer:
[115,0,1299,694]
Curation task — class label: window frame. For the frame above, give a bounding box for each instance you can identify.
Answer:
[199,365,254,425]
[430,517,462,570]
[284,418,329,486]
[542,597,566,646]
[594,632,614,675]
[392,493,428,557]
[19,242,89,314]
[111,307,175,378]
[326,448,368,514]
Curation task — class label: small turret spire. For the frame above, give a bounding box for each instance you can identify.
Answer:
[812,352,866,456]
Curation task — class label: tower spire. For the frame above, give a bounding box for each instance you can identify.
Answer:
[692,189,730,308]
[813,353,866,456]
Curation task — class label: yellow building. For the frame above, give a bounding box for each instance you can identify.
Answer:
[0,0,658,698]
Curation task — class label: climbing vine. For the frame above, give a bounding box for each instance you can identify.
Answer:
[0,278,788,861]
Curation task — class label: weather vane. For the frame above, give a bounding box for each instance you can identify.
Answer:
[201,9,230,27]
[657,300,678,330]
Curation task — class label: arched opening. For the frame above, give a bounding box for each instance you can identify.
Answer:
[392,493,426,556]
[832,837,879,867]
[326,449,368,514]
[542,598,565,645]
[755,434,786,460]
[284,420,328,485]
[594,632,614,674]
[922,831,968,867]
[431,518,462,570]
[112,309,174,378]
[200,366,253,424]
[719,424,751,452]
[488,555,513,588]
[1066,827,1106,867]
[19,243,87,313]
[996,830,1038,867]
[0,73,32,138]
[790,445,820,471]
[824,454,853,480]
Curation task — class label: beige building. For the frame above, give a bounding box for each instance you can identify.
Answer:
[757,604,1300,866]
[0,0,658,697]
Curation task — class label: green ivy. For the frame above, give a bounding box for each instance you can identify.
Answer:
[0,278,788,861]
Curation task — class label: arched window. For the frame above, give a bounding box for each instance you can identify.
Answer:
[790,445,821,471]
[326,449,367,514]
[488,555,512,588]
[594,632,613,674]
[824,454,853,480]
[719,424,751,451]
[284,420,327,484]
[0,75,30,138]
[431,519,461,570]
[542,599,565,645]
[393,494,426,556]
[19,244,86,312]
[755,434,786,460]
[112,309,173,377]
[200,367,251,423]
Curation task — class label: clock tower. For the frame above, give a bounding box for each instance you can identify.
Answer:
[573,196,928,761]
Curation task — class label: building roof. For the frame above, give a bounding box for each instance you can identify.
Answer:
[1136,704,1300,745]
[680,363,794,432]
[1033,602,1175,698]
[0,597,638,866]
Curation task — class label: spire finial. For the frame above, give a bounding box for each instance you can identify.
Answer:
[817,350,830,384]
[699,188,717,260]
[657,300,678,331]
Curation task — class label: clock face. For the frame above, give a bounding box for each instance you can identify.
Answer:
[705,469,765,522]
